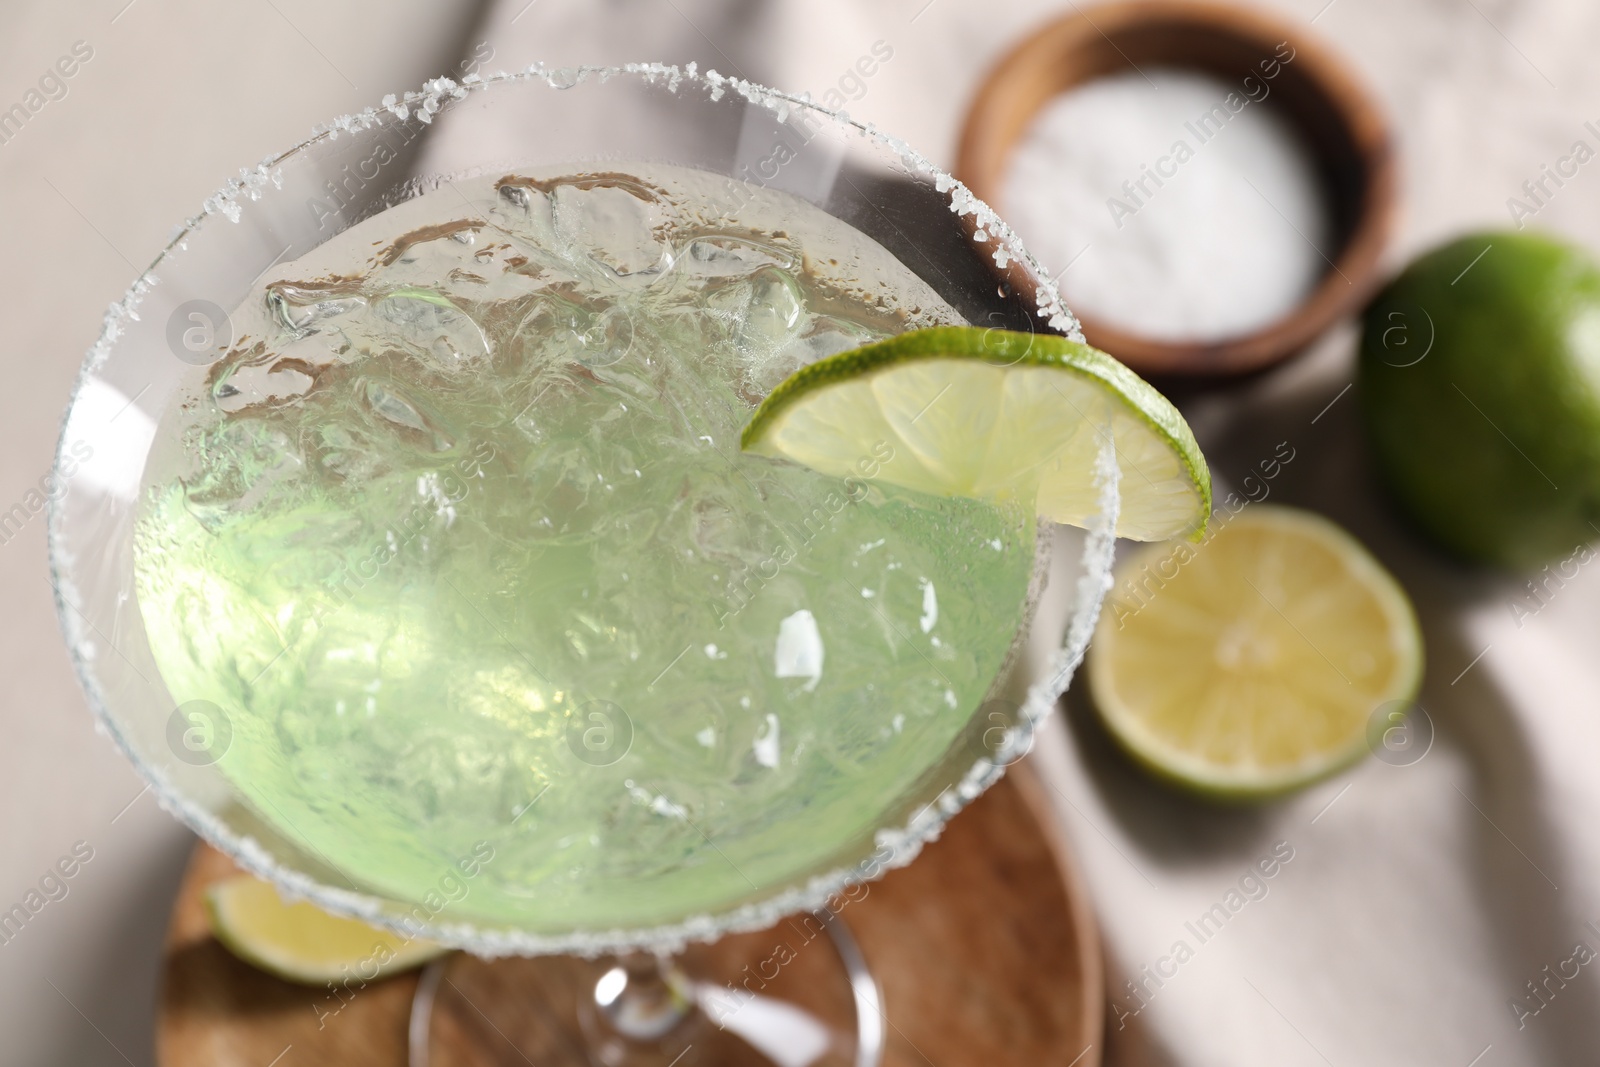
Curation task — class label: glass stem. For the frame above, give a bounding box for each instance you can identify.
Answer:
[590,951,697,1042]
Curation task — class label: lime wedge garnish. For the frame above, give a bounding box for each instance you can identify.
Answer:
[1088,505,1424,799]
[740,326,1209,540]
[206,875,445,985]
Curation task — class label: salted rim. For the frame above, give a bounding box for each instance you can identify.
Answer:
[45,62,1115,957]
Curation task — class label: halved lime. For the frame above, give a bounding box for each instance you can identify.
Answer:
[206,875,446,985]
[741,326,1210,541]
[1088,505,1423,799]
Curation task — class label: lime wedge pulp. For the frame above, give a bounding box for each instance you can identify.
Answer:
[741,326,1210,541]
[206,875,446,986]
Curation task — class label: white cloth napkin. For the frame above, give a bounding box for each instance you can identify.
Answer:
[456,2,1600,1062]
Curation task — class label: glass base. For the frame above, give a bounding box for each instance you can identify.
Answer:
[410,908,882,1067]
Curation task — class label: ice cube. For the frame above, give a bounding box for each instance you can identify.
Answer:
[363,380,454,453]
[498,183,533,212]
[583,307,635,369]
[369,289,491,367]
[740,268,805,348]
[212,358,317,414]
[266,282,366,335]
[521,443,598,536]
[794,316,880,364]
[512,409,545,444]
[269,328,355,371]
[549,181,673,278]
[514,296,634,371]
[677,235,796,278]
[316,423,389,483]
[691,496,744,558]
[364,381,427,432]
[183,420,303,528]
[708,267,815,396]
[490,179,559,249]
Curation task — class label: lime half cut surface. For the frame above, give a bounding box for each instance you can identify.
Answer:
[1089,505,1424,800]
[741,327,1210,541]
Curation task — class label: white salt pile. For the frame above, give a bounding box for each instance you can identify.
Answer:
[1003,67,1330,343]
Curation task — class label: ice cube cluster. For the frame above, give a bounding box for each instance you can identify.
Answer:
[135,165,1036,935]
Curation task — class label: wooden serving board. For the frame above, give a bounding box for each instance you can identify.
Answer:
[158,762,1103,1066]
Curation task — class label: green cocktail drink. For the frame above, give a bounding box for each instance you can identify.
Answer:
[133,164,1036,933]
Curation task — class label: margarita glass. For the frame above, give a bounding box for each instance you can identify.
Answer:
[49,66,1119,1065]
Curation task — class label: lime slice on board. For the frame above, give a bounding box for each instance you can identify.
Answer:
[1088,505,1424,800]
[741,326,1210,541]
[206,875,446,985]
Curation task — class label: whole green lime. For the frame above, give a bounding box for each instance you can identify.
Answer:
[1360,231,1600,568]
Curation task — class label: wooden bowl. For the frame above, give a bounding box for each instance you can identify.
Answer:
[956,0,1397,379]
